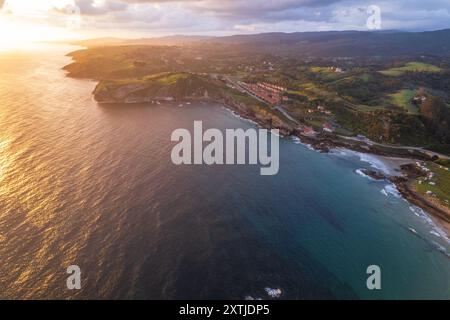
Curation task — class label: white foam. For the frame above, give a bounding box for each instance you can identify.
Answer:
[291,136,315,151]
[358,153,391,175]
[356,168,375,180]
[264,287,282,298]
[291,136,301,144]
[408,206,450,244]
[430,230,441,238]
[381,184,401,198]
[331,148,393,175]
[222,106,258,126]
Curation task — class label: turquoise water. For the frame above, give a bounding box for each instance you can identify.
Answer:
[0,45,448,299]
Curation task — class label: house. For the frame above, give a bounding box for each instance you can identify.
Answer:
[413,95,427,103]
[323,122,334,133]
[242,82,285,105]
[302,126,317,137]
[330,66,344,73]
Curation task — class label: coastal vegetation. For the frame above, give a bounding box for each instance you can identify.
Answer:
[65,40,450,154]
[63,30,450,234]
[414,163,450,208]
[388,89,418,114]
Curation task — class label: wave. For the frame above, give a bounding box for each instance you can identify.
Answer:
[358,153,391,175]
[409,206,450,245]
[264,287,282,298]
[381,184,401,198]
[355,168,375,180]
[330,148,392,175]
[291,136,315,151]
[222,106,258,126]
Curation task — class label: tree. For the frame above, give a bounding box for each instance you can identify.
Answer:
[420,97,450,143]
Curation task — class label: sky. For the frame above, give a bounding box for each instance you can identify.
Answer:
[0,0,449,45]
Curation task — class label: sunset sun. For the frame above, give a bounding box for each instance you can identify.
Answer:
[0,0,78,50]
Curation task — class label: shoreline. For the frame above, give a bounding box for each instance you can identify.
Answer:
[93,88,450,238]
[293,132,450,238]
[221,99,450,238]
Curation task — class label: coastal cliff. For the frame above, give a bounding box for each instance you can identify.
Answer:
[93,72,294,135]
[93,72,220,103]
[67,63,450,237]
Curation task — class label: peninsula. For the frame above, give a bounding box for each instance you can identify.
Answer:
[64,30,450,235]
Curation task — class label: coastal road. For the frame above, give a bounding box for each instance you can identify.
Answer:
[339,135,450,160]
[274,105,300,125]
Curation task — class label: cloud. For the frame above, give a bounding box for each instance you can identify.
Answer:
[10,0,450,36]
[75,0,128,15]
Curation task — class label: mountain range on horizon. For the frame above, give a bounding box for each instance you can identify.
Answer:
[70,28,450,58]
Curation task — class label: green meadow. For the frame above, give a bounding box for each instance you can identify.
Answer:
[388,89,419,114]
[380,62,442,76]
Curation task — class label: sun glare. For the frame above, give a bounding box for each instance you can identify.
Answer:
[0,0,78,51]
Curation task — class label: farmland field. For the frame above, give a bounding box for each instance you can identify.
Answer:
[380,62,442,76]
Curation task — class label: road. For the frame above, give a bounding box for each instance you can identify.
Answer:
[339,135,450,160]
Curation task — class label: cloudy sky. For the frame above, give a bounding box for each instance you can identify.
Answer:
[1,0,450,40]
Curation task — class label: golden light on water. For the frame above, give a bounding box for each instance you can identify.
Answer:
[0,138,12,186]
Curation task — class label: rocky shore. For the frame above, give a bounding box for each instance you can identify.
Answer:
[351,163,450,236]
[391,165,450,235]
[226,102,450,236]
[92,82,450,237]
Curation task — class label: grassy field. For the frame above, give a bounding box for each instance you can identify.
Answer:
[388,89,419,114]
[380,62,442,76]
[95,72,189,90]
[414,163,450,207]
[358,73,372,82]
[309,66,344,82]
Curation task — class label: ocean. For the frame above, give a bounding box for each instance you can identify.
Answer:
[0,44,449,299]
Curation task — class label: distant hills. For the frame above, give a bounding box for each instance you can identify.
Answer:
[71,35,213,47]
[71,29,450,58]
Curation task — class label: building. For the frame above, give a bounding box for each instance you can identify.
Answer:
[242,82,287,105]
[323,122,335,133]
[329,66,344,73]
[302,126,317,137]
[413,95,427,104]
